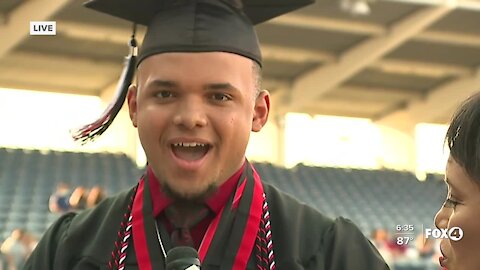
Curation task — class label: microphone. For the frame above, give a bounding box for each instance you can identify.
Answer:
[166,246,201,270]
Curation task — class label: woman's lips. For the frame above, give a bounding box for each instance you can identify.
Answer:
[439,256,447,268]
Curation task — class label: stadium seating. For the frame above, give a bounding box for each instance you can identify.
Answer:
[0,148,141,240]
[0,147,446,242]
[256,163,446,235]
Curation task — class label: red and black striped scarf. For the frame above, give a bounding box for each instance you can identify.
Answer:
[109,161,274,270]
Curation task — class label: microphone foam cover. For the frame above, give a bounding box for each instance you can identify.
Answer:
[166,246,201,270]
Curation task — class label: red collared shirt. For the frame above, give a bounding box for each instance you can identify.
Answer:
[148,161,246,248]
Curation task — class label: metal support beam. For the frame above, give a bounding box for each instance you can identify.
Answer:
[270,14,385,35]
[261,44,334,63]
[270,87,293,115]
[377,68,480,125]
[382,0,480,11]
[287,6,452,111]
[372,58,472,78]
[56,20,471,79]
[269,14,480,48]
[0,51,120,94]
[332,85,425,101]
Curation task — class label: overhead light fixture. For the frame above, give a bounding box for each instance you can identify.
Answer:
[351,1,371,15]
[340,0,372,15]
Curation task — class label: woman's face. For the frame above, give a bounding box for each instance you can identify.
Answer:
[434,156,480,270]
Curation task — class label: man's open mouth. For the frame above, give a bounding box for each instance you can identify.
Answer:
[171,142,211,161]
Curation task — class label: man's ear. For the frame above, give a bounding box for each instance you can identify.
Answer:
[127,84,138,127]
[252,90,270,132]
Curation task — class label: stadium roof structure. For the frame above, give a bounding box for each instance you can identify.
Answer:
[0,0,479,126]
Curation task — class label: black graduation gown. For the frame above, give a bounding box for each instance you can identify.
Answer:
[24,183,389,270]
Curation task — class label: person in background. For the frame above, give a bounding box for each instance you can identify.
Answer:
[0,229,28,270]
[370,228,393,266]
[0,240,6,270]
[413,233,439,270]
[69,185,106,210]
[415,233,435,261]
[48,182,72,214]
[20,232,38,259]
[85,185,106,209]
[67,185,87,210]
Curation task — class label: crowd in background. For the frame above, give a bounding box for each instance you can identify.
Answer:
[48,182,106,214]
[370,228,442,270]
[0,183,106,269]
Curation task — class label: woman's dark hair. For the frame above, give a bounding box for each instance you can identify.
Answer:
[446,92,480,182]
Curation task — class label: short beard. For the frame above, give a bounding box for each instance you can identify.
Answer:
[161,181,219,202]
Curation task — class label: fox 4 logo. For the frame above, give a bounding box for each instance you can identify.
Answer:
[425,227,463,241]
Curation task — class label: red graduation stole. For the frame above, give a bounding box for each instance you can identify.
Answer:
[131,161,264,269]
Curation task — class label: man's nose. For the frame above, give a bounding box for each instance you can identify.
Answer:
[172,98,207,129]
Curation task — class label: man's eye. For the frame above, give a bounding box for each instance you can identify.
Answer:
[156,91,173,98]
[211,93,231,101]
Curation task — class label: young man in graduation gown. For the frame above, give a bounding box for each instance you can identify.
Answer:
[24,0,390,269]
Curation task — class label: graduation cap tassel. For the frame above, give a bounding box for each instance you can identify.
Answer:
[71,24,138,144]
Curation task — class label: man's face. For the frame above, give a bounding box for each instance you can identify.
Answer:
[128,52,269,200]
[434,156,480,270]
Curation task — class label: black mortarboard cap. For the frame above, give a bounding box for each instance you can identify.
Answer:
[85,0,314,66]
[72,0,314,143]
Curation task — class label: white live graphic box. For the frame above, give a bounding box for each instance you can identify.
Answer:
[30,21,56,36]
